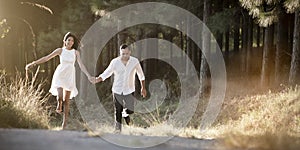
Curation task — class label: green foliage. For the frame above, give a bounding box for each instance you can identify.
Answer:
[90,0,128,12]
[61,0,94,36]
[240,0,278,27]
[37,29,62,55]
[208,8,238,34]
[284,0,300,13]
[240,0,300,27]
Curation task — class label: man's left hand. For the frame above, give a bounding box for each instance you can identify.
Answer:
[141,88,147,98]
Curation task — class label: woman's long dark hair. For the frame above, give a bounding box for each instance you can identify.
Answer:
[63,32,79,50]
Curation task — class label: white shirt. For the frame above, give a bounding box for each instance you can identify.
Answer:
[99,56,145,95]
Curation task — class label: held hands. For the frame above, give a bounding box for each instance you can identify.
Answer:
[95,77,103,84]
[88,76,96,84]
[88,76,102,84]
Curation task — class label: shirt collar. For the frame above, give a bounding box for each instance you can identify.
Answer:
[118,56,131,62]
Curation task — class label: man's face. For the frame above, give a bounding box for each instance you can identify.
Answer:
[120,48,131,60]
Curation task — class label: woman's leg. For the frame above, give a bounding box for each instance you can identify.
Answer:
[62,90,71,129]
[56,88,63,113]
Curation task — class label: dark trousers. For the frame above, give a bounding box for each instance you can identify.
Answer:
[113,93,134,129]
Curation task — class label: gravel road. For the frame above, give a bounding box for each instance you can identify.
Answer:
[0,128,218,150]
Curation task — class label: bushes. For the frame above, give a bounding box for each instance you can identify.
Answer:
[0,71,50,129]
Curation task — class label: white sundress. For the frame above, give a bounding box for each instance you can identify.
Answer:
[49,47,78,98]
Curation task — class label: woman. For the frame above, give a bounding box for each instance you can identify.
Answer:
[25,32,93,129]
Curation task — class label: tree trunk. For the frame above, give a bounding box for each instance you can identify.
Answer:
[200,0,211,95]
[224,0,229,56]
[257,25,261,47]
[145,27,159,78]
[241,12,249,72]
[233,12,240,52]
[216,32,223,52]
[114,35,118,57]
[108,40,112,61]
[186,15,192,75]
[242,12,249,50]
[246,17,253,73]
[180,22,184,66]
[21,19,37,60]
[261,25,275,87]
[262,27,265,46]
[289,11,300,85]
[117,20,125,47]
[225,30,230,56]
[289,15,295,54]
[170,37,173,64]
[19,28,26,73]
[136,28,143,60]
[0,36,3,68]
[215,0,223,53]
[275,7,289,85]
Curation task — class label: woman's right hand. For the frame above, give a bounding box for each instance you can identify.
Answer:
[25,62,35,70]
[88,76,96,84]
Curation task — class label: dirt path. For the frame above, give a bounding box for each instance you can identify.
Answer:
[0,128,217,150]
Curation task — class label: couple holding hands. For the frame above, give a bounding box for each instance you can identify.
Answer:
[25,32,146,131]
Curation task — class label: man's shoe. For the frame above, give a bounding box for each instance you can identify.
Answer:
[122,108,129,117]
[124,116,131,125]
[114,122,121,133]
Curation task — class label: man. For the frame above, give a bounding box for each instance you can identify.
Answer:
[94,44,147,132]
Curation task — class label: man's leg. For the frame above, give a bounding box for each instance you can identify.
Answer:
[123,93,135,125]
[113,93,123,131]
[124,93,134,114]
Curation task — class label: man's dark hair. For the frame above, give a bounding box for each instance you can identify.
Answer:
[120,44,128,50]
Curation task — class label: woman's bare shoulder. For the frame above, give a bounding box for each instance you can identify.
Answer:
[75,50,81,56]
[54,48,63,54]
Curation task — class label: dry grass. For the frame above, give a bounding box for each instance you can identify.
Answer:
[87,86,300,150]
[218,86,300,135]
[199,86,300,150]
[1,66,299,149]
[214,86,300,150]
[0,69,50,129]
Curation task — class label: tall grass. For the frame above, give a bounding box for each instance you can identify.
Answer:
[217,86,300,135]
[213,86,300,150]
[171,86,300,150]
[3,66,297,150]
[88,85,300,150]
[0,70,50,129]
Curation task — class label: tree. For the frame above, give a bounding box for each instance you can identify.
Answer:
[261,24,275,87]
[199,0,211,95]
[233,8,241,52]
[275,4,289,85]
[289,10,300,85]
[240,0,300,87]
[0,0,53,73]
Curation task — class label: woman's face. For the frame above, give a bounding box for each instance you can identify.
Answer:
[64,36,74,49]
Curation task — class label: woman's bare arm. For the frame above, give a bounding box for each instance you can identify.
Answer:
[75,50,92,78]
[25,48,62,70]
